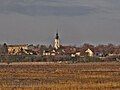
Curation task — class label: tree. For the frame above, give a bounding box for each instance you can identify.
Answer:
[2,43,8,55]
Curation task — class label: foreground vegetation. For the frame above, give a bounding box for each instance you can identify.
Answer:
[0,62,120,90]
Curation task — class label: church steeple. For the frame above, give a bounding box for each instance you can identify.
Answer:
[54,30,60,49]
[55,32,59,39]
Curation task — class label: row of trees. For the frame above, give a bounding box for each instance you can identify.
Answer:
[0,54,102,63]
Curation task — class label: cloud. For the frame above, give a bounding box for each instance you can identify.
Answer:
[0,0,96,16]
[0,0,119,18]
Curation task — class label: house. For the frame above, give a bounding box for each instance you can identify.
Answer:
[85,48,94,57]
[75,52,81,56]
[43,50,51,56]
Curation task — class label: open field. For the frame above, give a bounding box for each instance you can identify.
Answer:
[0,62,120,90]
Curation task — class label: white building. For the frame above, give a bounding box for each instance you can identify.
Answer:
[54,32,60,49]
[85,48,94,57]
[8,44,28,55]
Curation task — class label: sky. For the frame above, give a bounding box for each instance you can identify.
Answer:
[0,0,120,45]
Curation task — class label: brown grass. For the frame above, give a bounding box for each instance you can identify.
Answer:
[0,62,120,90]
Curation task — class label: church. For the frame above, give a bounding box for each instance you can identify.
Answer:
[54,32,60,50]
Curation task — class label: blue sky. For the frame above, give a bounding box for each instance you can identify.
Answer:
[0,0,120,45]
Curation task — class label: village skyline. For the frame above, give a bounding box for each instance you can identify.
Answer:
[0,1,120,89]
[0,30,119,46]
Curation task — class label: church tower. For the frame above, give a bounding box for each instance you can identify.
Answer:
[54,32,60,49]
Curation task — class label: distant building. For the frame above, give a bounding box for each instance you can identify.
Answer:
[8,44,28,55]
[43,50,51,56]
[85,48,94,57]
[54,32,60,50]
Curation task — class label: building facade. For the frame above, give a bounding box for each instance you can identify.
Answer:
[8,44,28,55]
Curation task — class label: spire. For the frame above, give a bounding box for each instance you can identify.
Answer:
[56,32,59,39]
[54,27,60,49]
[55,27,59,39]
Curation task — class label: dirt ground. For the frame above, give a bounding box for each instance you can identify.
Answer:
[0,62,120,90]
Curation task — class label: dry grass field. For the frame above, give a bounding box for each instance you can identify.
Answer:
[0,62,120,90]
